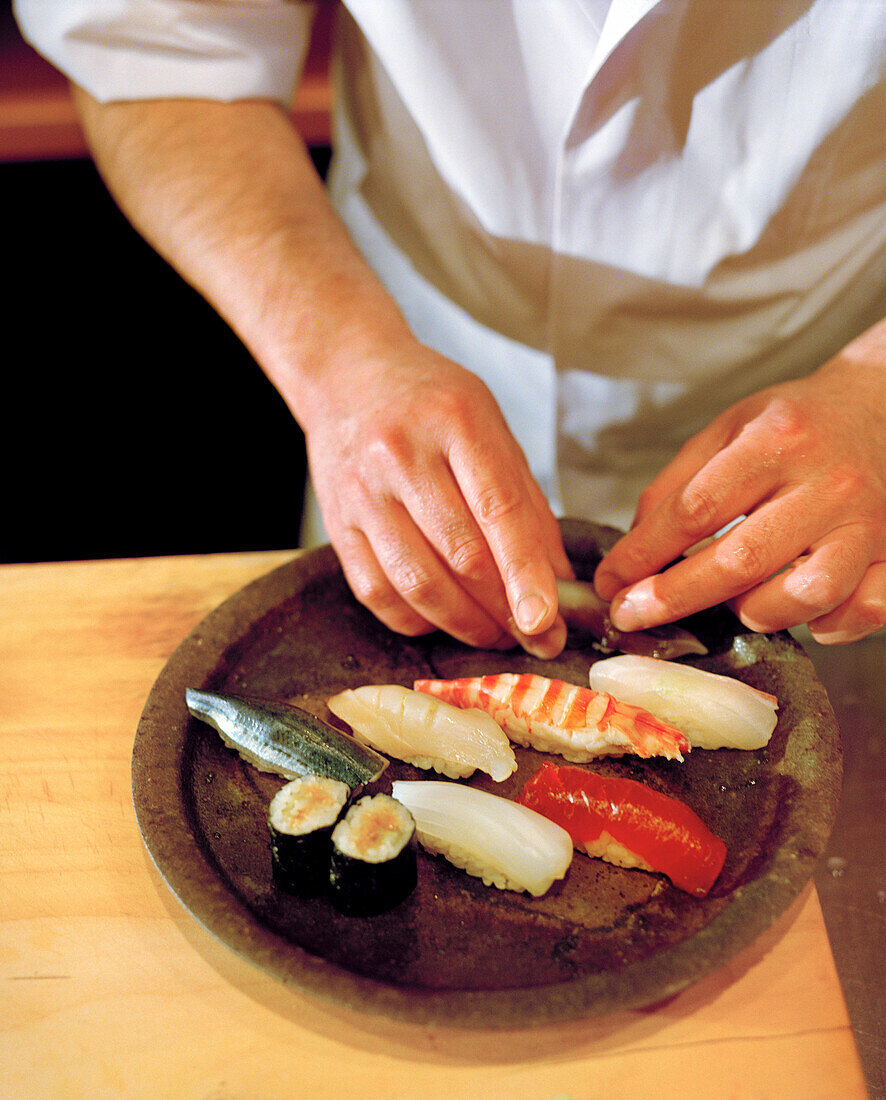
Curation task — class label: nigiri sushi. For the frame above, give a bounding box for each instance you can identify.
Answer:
[518,761,727,897]
[588,655,778,750]
[327,684,517,782]
[185,688,388,787]
[391,779,573,897]
[413,673,689,762]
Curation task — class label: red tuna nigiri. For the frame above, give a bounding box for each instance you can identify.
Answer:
[414,673,689,762]
[517,761,726,896]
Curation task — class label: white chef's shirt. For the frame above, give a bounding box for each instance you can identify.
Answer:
[16,0,886,532]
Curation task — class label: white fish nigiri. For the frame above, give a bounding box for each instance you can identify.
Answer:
[391,780,573,896]
[588,655,778,750]
[327,685,517,782]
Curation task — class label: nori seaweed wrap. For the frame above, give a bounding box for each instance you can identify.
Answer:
[329,793,417,916]
[268,775,350,895]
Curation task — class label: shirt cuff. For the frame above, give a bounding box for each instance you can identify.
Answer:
[13,0,316,107]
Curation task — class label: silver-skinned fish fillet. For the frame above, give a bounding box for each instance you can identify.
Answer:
[185,688,388,788]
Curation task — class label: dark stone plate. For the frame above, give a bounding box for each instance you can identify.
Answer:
[132,519,842,1027]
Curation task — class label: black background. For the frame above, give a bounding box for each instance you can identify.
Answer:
[3,152,331,563]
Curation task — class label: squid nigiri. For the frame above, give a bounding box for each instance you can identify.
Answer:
[391,779,573,896]
[588,655,778,750]
[413,673,689,762]
[518,761,727,897]
[327,685,517,782]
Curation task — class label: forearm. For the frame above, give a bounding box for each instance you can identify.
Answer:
[72,88,413,429]
[72,88,572,654]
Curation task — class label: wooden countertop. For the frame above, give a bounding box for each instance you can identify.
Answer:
[0,551,868,1098]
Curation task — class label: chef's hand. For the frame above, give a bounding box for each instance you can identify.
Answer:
[304,342,574,657]
[67,92,572,658]
[594,320,886,644]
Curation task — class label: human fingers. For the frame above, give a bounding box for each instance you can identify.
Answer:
[393,453,568,656]
[729,526,874,634]
[525,471,576,581]
[306,349,570,654]
[627,416,733,530]
[480,467,572,653]
[602,483,840,632]
[594,413,781,607]
[806,560,886,644]
[335,490,568,657]
[331,503,516,648]
[449,432,568,638]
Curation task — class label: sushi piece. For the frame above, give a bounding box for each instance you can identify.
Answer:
[518,761,727,897]
[557,578,709,658]
[185,688,388,788]
[268,775,350,895]
[413,673,689,762]
[327,684,517,782]
[391,779,573,897]
[329,793,417,916]
[588,655,778,750]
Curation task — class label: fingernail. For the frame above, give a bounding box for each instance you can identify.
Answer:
[508,615,567,659]
[610,591,647,632]
[515,593,549,634]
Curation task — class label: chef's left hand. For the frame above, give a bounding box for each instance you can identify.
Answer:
[594,319,886,644]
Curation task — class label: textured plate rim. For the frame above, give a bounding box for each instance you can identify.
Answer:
[131,523,842,1028]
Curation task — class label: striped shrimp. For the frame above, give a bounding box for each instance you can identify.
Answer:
[413,673,689,762]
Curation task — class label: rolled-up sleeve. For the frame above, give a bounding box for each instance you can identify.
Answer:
[12,0,316,107]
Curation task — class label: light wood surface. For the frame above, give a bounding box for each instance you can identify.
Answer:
[0,552,867,1099]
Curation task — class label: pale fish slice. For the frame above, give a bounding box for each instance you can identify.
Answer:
[328,684,517,782]
[391,780,573,897]
[588,655,778,750]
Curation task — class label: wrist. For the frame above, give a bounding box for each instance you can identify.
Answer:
[251,269,418,431]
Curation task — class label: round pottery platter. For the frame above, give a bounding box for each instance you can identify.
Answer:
[132,520,842,1027]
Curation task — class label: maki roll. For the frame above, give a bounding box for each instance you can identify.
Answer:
[329,794,417,916]
[268,775,350,895]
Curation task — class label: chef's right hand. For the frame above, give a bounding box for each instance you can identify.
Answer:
[303,343,573,658]
[66,90,571,647]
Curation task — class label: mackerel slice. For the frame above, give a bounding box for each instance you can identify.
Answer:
[185,689,388,789]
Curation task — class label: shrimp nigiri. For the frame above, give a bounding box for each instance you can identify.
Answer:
[413,673,689,762]
[391,779,573,896]
[327,685,517,782]
[518,762,726,897]
[588,655,778,750]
